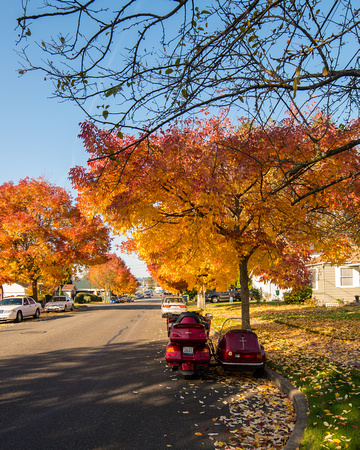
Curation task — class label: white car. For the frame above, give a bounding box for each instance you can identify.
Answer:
[0,297,42,322]
[161,296,187,318]
[44,296,74,312]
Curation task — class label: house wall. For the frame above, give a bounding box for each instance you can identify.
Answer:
[311,264,360,304]
[251,278,288,301]
[2,283,27,297]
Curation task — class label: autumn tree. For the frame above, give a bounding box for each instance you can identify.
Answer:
[70,112,360,326]
[16,1,360,166]
[88,253,139,299]
[0,178,111,301]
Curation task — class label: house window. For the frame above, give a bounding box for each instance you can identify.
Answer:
[340,268,353,286]
[335,266,360,288]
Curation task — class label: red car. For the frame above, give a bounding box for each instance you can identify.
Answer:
[216,318,266,377]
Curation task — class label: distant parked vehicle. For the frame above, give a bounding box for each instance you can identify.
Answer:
[161,296,187,318]
[0,297,41,322]
[109,297,120,303]
[206,288,241,303]
[44,296,74,312]
[120,295,134,303]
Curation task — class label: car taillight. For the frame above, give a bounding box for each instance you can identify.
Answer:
[166,345,178,356]
[198,347,210,360]
[242,353,262,360]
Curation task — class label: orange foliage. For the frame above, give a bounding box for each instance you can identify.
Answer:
[70,111,360,296]
[88,253,139,295]
[0,178,111,300]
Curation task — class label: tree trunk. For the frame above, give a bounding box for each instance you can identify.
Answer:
[32,280,38,302]
[197,290,206,310]
[0,284,3,300]
[239,256,251,329]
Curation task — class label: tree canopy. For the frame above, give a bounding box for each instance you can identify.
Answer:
[88,253,139,297]
[16,0,360,157]
[70,111,360,324]
[0,178,111,300]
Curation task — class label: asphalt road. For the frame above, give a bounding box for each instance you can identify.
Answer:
[0,296,236,450]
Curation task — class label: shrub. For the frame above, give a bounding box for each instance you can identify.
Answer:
[250,287,262,301]
[74,292,102,303]
[284,286,312,304]
[74,293,86,303]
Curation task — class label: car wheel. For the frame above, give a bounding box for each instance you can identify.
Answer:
[33,308,40,319]
[211,297,219,303]
[64,305,67,312]
[15,311,23,323]
[70,305,74,311]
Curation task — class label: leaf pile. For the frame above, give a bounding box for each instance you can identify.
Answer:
[208,303,360,449]
[212,376,296,449]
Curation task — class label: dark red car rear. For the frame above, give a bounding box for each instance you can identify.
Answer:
[216,318,266,377]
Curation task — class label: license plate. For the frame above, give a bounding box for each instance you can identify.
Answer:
[183,346,194,355]
[235,354,241,358]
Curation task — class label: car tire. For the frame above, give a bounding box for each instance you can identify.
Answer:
[33,308,40,319]
[15,311,23,323]
[211,297,219,303]
[70,305,74,311]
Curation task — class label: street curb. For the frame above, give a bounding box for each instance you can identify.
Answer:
[210,329,308,449]
[265,367,309,450]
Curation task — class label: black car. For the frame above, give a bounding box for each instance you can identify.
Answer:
[206,289,241,303]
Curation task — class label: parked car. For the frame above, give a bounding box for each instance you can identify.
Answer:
[206,288,241,303]
[119,295,133,303]
[0,296,41,322]
[44,296,74,312]
[110,297,120,303]
[161,296,187,318]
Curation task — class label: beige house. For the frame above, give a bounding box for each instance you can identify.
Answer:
[310,255,360,305]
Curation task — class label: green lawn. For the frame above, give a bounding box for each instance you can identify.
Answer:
[204,302,360,449]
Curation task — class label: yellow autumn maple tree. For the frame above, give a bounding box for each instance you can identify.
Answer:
[71,110,360,326]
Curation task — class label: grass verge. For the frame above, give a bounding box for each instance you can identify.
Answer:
[206,302,360,449]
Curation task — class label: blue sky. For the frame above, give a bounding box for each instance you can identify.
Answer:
[0,3,149,279]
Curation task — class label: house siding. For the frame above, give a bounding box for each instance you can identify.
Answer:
[311,264,360,304]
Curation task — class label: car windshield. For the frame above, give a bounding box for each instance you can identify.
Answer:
[50,297,67,302]
[0,298,22,306]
